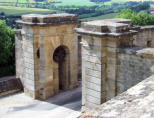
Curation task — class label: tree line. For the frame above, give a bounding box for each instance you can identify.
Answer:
[116,9,154,26]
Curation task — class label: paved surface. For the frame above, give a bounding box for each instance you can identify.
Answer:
[0,82,81,118]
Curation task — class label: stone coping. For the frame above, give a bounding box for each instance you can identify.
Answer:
[118,47,154,59]
[16,13,79,25]
[82,74,154,118]
[118,46,144,55]
[136,48,154,58]
[75,28,137,37]
[75,18,138,37]
[140,25,154,30]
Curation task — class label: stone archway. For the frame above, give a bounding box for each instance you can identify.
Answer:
[53,46,70,91]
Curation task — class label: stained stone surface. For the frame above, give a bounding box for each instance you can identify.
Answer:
[82,74,154,118]
[133,25,154,47]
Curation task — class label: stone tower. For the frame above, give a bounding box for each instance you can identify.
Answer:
[15,13,79,99]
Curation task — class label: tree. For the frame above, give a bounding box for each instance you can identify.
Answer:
[0,20,15,77]
[116,9,154,26]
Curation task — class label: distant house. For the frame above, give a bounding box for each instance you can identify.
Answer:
[150,8,154,15]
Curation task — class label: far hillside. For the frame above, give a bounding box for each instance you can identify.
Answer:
[0,0,152,28]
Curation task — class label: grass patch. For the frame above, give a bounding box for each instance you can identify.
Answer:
[83,13,117,21]
[0,6,56,15]
[55,0,98,6]
[0,0,33,3]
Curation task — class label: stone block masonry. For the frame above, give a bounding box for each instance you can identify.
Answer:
[133,26,154,47]
[117,47,154,93]
[82,68,154,118]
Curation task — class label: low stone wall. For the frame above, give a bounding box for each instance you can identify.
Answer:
[82,73,154,118]
[82,47,154,117]
[117,47,154,94]
[0,77,23,96]
[133,26,154,47]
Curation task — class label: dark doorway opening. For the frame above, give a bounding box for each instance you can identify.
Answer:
[53,46,70,90]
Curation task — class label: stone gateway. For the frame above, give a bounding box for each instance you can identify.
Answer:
[15,13,154,112]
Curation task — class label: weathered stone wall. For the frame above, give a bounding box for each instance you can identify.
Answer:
[21,25,36,98]
[117,47,154,94]
[81,35,102,107]
[33,24,79,99]
[133,26,154,47]
[15,29,23,80]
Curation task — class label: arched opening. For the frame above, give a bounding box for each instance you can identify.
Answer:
[53,46,70,91]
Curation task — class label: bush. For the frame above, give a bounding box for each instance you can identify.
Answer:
[0,20,15,77]
[116,9,154,26]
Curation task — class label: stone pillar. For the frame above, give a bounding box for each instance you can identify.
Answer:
[75,18,137,109]
[15,13,79,99]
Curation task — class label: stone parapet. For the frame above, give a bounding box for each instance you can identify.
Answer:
[118,47,154,59]
[82,74,154,118]
[133,25,154,47]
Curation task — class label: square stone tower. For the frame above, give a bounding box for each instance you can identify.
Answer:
[75,18,137,109]
[15,13,79,99]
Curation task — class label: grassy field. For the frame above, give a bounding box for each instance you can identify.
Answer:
[83,13,117,21]
[0,0,152,7]
[56,0,97,6]
[56,0,130,6]
[0,6,56,15]
[0,0,132,6]
[0,0,27,3]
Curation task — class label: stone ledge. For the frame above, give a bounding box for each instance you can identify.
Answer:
[140,25,154,30]
[136,48,154,58]
[82,74,154,118]
[118,47,154,59]
[16,13,79,25]
[75,28,137,38]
